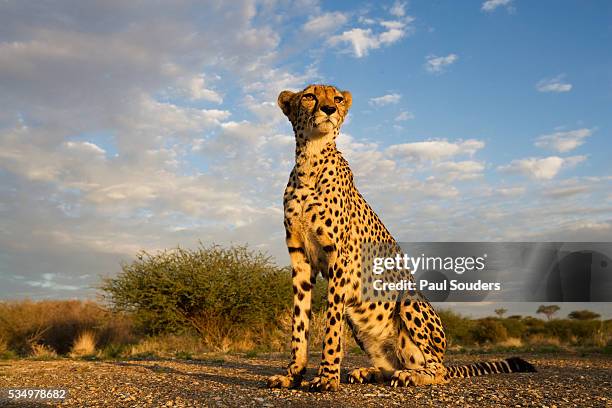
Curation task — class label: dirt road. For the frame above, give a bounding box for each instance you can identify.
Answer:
[0,353,609,407]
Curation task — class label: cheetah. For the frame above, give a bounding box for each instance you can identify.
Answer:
[267,84,536,392]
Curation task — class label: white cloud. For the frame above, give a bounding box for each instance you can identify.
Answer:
[303,12,348,34]
[328,12,413,58]
[275,132,611,266]
[379,20,408,44]
[436,160,484,173]
[186,75,223,103]
[432,160,485,181]
[329,28,380,58]
[336,133,397,183]
[358,17,376,25]
[536,75,573,93]
[242,65,319,99]
[481,0,513,12]
[64,141,106,156]
[389,1,406,17]
[425,53,458,73]
[26,273,82,291]
[386,139,485,161]
[395,111,415,121]
[0,0,310,298]
[534,128,592,152]
[496,186,526,197]
[369,93,402,106]
[390,2,407,17]
[1,1,610,306]
[544,185,591,199]
[497,155,586,180]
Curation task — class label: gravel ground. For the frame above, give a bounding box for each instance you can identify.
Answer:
[0,353,609,407]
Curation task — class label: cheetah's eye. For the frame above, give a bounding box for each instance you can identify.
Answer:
[334,96,344,104]
[302,93,315,102]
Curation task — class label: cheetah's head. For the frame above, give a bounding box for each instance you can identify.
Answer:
[277,84,352,139]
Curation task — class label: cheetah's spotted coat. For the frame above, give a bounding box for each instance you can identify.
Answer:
[267,84,535,392]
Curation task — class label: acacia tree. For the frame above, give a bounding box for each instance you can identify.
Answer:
[100,244,293,336]
[494,308,507,318]
[536,305,560,320]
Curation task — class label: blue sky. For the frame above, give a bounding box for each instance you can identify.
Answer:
[0,0,610,317]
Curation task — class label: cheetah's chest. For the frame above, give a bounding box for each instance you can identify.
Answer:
[285,186,323,236]
[285,182,336,273]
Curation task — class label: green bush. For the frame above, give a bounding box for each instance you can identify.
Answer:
[100,244,292,338]
[499,316,526,339]
[470,318,508,344]
[568,310,601,320]
[311,278,328,313]
[544,319,602,344]
[437,309,475,346]
[522,316,547,337]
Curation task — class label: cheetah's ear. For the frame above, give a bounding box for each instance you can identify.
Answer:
[277,90,295,117]
[341,90,352,111]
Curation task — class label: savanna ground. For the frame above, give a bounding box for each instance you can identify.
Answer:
[0,351,610,407]
[1,246,610,407]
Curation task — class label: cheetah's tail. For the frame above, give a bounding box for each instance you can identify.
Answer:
[446,357,536,378]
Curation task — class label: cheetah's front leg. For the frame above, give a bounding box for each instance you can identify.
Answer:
[267,243,314,389]
[308,254,347,392]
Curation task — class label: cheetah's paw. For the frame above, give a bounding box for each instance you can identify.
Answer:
[390,369,438,387]
[267,374,302,389]
[348,367,382,384]
[390,370,418,387]
[308,375,339,392]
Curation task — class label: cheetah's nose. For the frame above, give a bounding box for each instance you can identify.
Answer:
[320,105,336,116]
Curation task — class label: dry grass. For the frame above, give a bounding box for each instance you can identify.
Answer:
[70,331,97,357]
[498,337,523,348]
[30,343,58,359]
[130,334,207,358]
[527,334,562,347]
[1,299,610,359]
[0,336,8,355]
[591,323,609,347]
[0,300,137,356]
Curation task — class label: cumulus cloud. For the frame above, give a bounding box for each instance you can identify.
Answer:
[0,0,313,298]
[496,186,526,197]
[536,75,573,93]
[26,273,82,291]
[336,133,398,185]
[386,139,485,161]
[328,7,414,58]
[303,12,348,34]
[481,0,513,12]
[432,160,485,181]
[424,54,458,73]
[390,2,407,17]
[369,93,402,106]
[0,1,609,304]
[543,185,591,199]
[337,135,610,268]
[185,75,223,103]
[534,128,592,152]
[395,111,415,121]
[497,156,586,180]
